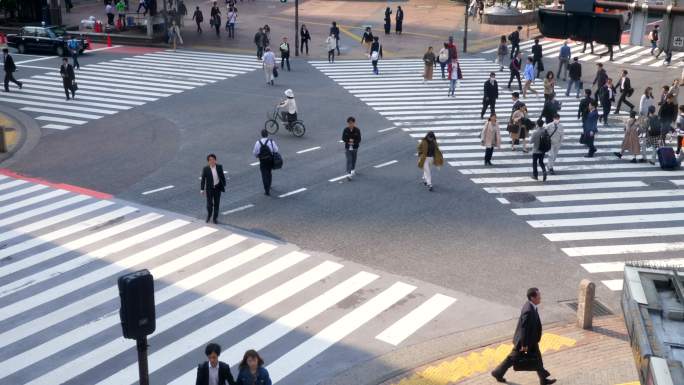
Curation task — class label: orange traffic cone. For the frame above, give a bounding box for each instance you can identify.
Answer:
[106,34,112,47]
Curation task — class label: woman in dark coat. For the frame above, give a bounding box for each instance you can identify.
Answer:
[384,7,392,35]
[235,350,271,385]
[395,6,404,34]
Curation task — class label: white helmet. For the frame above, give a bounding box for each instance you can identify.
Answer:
[284,89,294,98]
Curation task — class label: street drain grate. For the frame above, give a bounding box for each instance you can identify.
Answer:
[563,300,614,317]
[503,192,537,203]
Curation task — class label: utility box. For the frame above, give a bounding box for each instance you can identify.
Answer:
[664,14,684,52]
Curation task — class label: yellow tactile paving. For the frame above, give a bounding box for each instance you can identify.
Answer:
[392,333,577,385]
[615,382,640,385]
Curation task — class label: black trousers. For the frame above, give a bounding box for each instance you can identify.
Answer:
[256,46,264,59]
[328,49,335,63]
[533,58,543,78]
[205,189,221,220]
[508,71,522,90]
[259,160,273,194]
[300,39,308,54]
[582,41,594,53]
[492,345,550,384]
[4,72,21,91]
[532,153,546,178]
[601,101,611,123]
[335,37,340,55]
[63,79,75,99]
[585,133,596,155]
[281,55,290,71]
[481,98,496,118]
[510,42,519,59]
[484,146,494,163]
[615,92,634,113]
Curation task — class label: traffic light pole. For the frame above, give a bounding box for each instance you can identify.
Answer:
[294,0,299,56]
[136,336,150,385]
[463,1,468,53]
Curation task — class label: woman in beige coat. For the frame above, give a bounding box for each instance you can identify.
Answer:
[509,106,529,152]
[481,114,501,166]
[417,131,444,191]
[614,110,641,162]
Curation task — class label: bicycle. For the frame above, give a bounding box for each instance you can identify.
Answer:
[265,106,306,137]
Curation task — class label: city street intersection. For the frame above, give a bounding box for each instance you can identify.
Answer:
[0,31,681,385]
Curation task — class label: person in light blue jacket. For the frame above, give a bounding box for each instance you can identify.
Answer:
[522,57,538,99]
[583,101,599,157]
[236,350,272,385]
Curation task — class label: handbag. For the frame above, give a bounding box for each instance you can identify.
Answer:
[456,62,463,80]
[272,151,283,170]
[507,121,520,135]
[513,352,541,372]
[71,80,78,91]
[273,67,278,78]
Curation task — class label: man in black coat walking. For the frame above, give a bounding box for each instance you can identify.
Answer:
[59,57,76,100]
[2,48,22,92]
[492,288,556,385]
[481,72,499,119]
[614,69,634,114]
[508,25,522,59]
[200,153,227,223]
[531,39,544,79]
[195,343,235,385]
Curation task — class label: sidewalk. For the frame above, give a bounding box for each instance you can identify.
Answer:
[383,316,639,385]
[64,0,530,58]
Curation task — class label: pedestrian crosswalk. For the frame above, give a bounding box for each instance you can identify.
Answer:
[0,172,458,385]
[481,38,684,68]
[7,50,261,131]
[311,57,684,293]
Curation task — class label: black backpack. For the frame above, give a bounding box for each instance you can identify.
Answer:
[539,126,554,153]
[648,117,662,137]
[258,139,273,161]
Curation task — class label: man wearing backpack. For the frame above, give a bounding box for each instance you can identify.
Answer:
[530,118,549,181]
[508,25,522,60]
[253,129,279,196]
[644,105,662,165]
[545,113,564,175]
[67,36,81,70]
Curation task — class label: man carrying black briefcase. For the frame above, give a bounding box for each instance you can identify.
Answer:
[491,288,556,384]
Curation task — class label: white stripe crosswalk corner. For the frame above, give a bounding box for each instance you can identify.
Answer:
[375,293,456,346]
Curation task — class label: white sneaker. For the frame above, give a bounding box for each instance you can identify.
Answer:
[351,170,355,176]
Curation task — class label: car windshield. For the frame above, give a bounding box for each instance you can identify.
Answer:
[48,27,67,38]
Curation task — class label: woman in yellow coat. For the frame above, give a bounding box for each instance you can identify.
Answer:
[417,131,444,191]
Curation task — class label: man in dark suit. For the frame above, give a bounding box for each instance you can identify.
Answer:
[615,69,634,114]
[59,57,76,100]
[491,288,556,385]
[3,48,23,92]
[200,154,226,224]
[195,342,235,385]
[481,72,499,119]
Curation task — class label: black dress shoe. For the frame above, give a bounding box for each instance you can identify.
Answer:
[205,217,210,223]
[212,218,218,224]
[491,371,506,383]
[543,379,557,385]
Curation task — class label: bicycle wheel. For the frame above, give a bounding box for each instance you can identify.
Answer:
[265,119,279,134]
[291,122,306,137]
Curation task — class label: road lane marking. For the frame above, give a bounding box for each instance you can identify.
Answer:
[602,280,624,291]
[544,226,684,242]
[528,213,684,228]
[496,197,510,204]
[0,184,48,202]
[296,146,321,154]
[582,258,684,273]
[329,174,351,182]
[564,243,684,257]
[278,188,306,198]
[378,126,396,132]
[374,160,398,168]
[222,204,255,215]
[376,294,456,346]
[483,181,648,194]
[141,185,174,195]
[250,161,260,166]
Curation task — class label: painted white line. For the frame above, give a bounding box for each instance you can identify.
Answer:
[0,200,114,245]
[496,197,510,204]
[0,195,89,228]
[23,251,307,385]
[267,281,417,383]
[459,163,645,175]
[483,181,648,194]
[376,293,456,346]
[564,242,684,257]
[0,218,187,296]
[278,188,307,198]
[329,174,351,182]
[41,124,71,130]
[21,107,102,120]
[85,45,123,53]
[544,226,684,242]
[671,179,684,186]
[602,280,623,291]
[250,161,260,166]
[0,179,27,191]
[472,171,678,184]
[528,213,684,228]
[378,126,396,132]
[374,160,398,168]
[222,203,255,215]
[296,146,321,154]
[536,189,684,203]
[35,116,87,125]
[0,189,69,215]
[582,258,684,273]
[99,261,343,385]
[0,184,48,202]
[513,200,684,216]
[141,185,174,195]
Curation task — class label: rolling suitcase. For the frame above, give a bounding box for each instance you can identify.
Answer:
[657,147,678,170]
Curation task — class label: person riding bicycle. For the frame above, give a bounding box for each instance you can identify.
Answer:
[278,89,298,128]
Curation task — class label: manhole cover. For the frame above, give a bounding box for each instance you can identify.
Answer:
[646,179,679,189]
[503,192,536,203]
[564,300,614,317]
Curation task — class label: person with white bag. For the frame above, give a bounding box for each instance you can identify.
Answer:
[369,36,382,75]
[168,20,183,52]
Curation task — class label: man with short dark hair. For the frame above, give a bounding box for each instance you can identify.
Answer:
[200,154,226,223]
[481,72,499,119]
[2,48,22,92]
[492,288,556,385]
[342,116,361,180]
[578,88,593,123]
[507,52,522,91]
[330,21,340,55]
[566,57,581,98]
[508,25,522,59]
[615,70,634,114]
[592,63,607,100]
[253,129,279,195]
[59,57,76,100]
[531,38,544,78]
[195,342,235,385]
[650,24,660,56]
